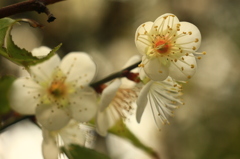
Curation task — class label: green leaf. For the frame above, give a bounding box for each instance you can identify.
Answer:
[0,18,62,68]
[109,120,160,159]
[62,144,110,159]
[0,76,15,114]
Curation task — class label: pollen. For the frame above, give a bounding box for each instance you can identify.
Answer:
[154,38,170,54]
[48,79,67,98]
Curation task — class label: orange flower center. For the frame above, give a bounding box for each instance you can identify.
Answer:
[48,80,67,98]
[154,39,170,54]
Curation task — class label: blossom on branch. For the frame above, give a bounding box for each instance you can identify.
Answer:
[96,56,141,136]
[136,76,184,129]
[9,46,97,130]
[135,13,205,81]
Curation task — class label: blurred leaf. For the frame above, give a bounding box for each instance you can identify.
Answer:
[109,120,159,159]
[0,76,15,114]
[0,18,62,68]
[62,144,110,159]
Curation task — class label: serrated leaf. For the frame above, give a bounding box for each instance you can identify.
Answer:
[62,144,110,159]
[0,18,62,68]
[0,76,15,114]
[109,120,160,159]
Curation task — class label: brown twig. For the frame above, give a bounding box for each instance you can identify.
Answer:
[0,0,65,22]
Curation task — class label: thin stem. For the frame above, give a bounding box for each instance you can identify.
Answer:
[90,61,141,88]
[0,0,65,22]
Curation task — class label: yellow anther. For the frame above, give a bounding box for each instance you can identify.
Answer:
[192,46,196,50]
[195,38,199,42]
[188,31,192,35]
[191,64,195,68]
[202,51,207,55]
[187,75,191,79]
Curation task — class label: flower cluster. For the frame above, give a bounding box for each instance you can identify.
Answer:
[7,13,205,159]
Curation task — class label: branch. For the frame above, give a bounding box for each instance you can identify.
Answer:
[0,115,34,133]
[90,61,141,89]
[0,0,65,22]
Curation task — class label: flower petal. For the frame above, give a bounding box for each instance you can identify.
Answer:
[68,87,97,122]
[136,81,153,123]
[142,56,169,81]
[99,79,121,111]
[169,53,197,80]
[135,21,153,55]
[30,53,60,84]
[96,110,111,136]
[60,52,96,86]
[42,129,59,159]
[59,120,85,146]
[176,22,201,50]
[122,55,141,68]
[153,13,179,32]
[9,78,41,114]
[36,104,71,131]
[32,46,52,58]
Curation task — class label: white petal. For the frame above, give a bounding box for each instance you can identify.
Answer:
[142,56,169,81]
[42,129,59,159]
[59,120,85,146]
[36,104,71,131]
[9,78,40,114]
[68,87,97,122]
[135,21,153,55]
[32,46,52,58]
[122,55,141,68]
[96,110,111,136]
[99,79,121,111]
[153,13,179,33]
[169,54,197,81]
[60,52,96,86]
[29,54,60,84]
[136,81,153,123]
[176,22,201,50]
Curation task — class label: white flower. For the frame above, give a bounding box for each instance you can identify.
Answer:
[9,46,97,130]
[136,76,184,129]
[42,120,96,159]
[135,13,205,81]
[96,56,140,136]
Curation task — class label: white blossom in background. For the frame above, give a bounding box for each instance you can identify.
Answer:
[9,46,97,131]
[96,56,141,136]
[42,120,96,159]
[135,13,206,81]
[136,76,184,129]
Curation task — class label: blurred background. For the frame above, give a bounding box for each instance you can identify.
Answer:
[0,0,240,159]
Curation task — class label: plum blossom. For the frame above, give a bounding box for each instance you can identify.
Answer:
[42,120,96,159]
[9,46,97,130]
[135,13,206,81]
[96,56,141,136]
[136,76,184,129]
